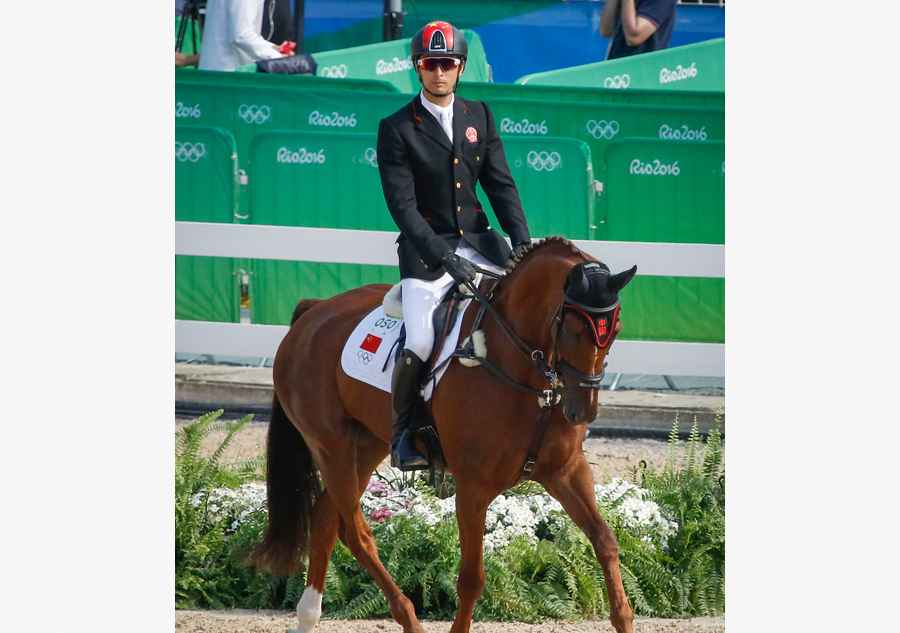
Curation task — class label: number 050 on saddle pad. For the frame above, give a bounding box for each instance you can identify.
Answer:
[339,299,475,401]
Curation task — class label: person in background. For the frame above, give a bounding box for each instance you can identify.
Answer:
[198,0,292,72]
[175,52,201,67]
[262,0,295,47]
[600,0,677,60]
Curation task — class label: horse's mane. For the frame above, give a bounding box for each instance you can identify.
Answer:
[495,236,585,292]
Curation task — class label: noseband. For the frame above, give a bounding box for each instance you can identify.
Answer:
[555,293,621,389]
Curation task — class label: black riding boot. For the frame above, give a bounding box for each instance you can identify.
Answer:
[390,349,429,471]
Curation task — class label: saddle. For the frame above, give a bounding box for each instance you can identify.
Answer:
[383,274,499,473]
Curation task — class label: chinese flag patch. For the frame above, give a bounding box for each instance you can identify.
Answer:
[360,333,383,354]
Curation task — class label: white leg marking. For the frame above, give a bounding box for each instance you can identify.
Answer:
[288,586,323,633]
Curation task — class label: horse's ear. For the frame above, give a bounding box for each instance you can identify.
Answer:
[566,264,590,295]
[609,265,637,293]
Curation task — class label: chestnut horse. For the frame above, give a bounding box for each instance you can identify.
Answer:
[250,237,638,633]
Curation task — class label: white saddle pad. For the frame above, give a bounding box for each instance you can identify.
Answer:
[340,297,475,401]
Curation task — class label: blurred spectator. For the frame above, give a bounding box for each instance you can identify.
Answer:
[600,0,677,60]
[175,52,201,67]
[198,0,289,72]
[262,0,295,47]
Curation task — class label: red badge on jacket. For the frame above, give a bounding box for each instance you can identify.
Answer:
[466,127,478,143]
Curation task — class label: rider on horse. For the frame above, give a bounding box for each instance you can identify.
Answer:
[376,21,533,471]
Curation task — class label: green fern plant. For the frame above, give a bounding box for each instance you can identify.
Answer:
[628,415,725,617]
[175,411,269,609]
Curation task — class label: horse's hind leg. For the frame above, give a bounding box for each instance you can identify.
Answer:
[318,450,425,633]
[541,455,635,633]
[293,424,391,633]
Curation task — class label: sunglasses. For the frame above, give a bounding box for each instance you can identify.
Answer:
[417,57,461,72]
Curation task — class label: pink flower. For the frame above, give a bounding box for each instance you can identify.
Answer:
[365,480,391,496]
[369,507,394,523]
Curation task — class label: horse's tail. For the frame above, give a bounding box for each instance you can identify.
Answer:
[291,298,322,326]
[247,392,321,577]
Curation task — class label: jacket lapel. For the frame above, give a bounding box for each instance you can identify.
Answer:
[452,98,470,156]
[411,96,452,152]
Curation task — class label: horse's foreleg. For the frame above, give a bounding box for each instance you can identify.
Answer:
[541,455,635,633]
[450,489,491,633]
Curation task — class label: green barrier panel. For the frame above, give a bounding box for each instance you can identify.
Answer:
[175,126,240,323]
[175,16,202,57]
[477,137,596,240]
[485,97,723,189]
[517,38,725,92]
[600,139,724,244]
[602,139,725,344]
[247,131,399,324]
[460,82,724,109]
[311,29,491,92]
[175,82,412,220]
[175,68,399,92]
[621,276,724,344]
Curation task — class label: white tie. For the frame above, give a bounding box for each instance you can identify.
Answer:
[440,108,453,143]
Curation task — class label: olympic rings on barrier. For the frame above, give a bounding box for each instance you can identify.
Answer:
[526,151,562,172]
[321,64,348,78]
[603,74,630,89]
[175,142,207,162]
[363,148,379,168]
[357,350,373,365]
[586,120,620,140]
[238,104,272,125]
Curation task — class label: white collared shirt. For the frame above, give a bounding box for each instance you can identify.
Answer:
[198,0,283,72]
[419,91,455,143]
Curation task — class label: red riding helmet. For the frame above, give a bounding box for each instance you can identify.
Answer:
[410,21,468,60]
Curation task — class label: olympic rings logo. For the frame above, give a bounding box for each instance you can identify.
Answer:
[603,74,630,89]
[175,142,207,162]
[526,151,561,172]
[363,148,378,168]
[357,350,374,365]
[238,104,272,124]
[586,120,619,140]
[321,64,348,78]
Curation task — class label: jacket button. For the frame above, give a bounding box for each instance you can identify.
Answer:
[454,158,459,164]
[476,156,480,161]
[456,182,461,188]
[457,206,461,212]
[460,230,464,235]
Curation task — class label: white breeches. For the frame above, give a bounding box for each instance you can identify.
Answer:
[400,243,497,362]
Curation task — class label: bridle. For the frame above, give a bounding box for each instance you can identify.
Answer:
[436,268,617,400]
[424,265,620,476]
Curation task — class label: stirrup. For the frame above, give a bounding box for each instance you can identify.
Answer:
[391,431,429,471]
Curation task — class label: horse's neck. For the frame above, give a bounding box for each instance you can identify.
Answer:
[493,252,574,349]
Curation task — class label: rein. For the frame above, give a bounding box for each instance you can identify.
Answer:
[425,266,610,477]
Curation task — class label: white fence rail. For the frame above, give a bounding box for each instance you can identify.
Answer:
[174,222,725,377]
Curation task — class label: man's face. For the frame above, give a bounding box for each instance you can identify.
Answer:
[416,56,464,96]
